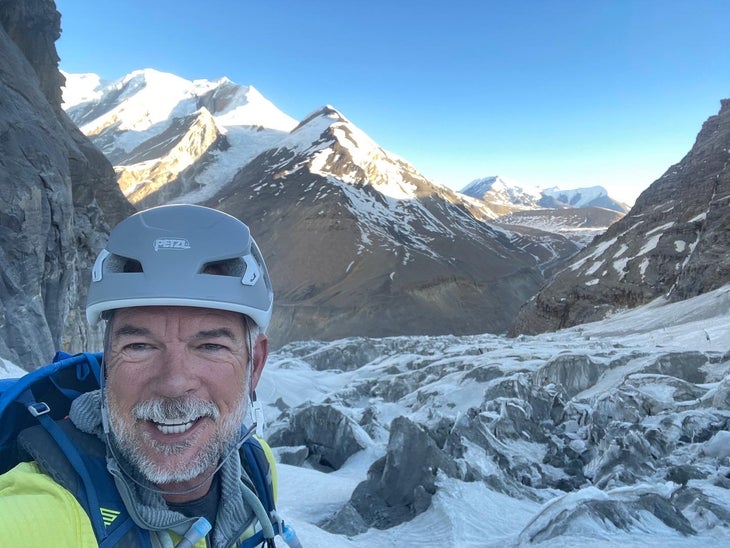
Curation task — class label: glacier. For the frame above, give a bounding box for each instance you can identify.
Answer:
[261,285,730,546]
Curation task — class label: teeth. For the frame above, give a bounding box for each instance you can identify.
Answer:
[154,420,195,434]
[156,417,192,425]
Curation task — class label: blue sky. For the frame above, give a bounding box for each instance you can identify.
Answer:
[55,0,730,205]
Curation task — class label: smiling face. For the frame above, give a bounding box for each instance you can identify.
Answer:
[104,306,267,499]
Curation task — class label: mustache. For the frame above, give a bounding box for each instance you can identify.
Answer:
[132,397,220,423]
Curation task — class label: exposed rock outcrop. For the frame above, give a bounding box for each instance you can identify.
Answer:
[0,0,132,370]
[268,404,367,471]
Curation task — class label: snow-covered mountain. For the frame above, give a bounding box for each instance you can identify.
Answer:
[460,178,628,247]
[62,69,297,206]
[199,105,579,343]
[62,70,580,346]
[460,175,543,213]
[253,284,730,546]
[460,177,629,215]
[539,185,629,212]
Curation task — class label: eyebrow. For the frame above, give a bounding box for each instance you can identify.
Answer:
[113,325,152,338]
[112,325,239,341]
[193,328,239,341]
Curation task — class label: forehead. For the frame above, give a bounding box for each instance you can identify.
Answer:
[111,306,246,335]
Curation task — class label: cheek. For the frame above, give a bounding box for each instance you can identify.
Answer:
[209,369,249,411]
[106,366,148,407]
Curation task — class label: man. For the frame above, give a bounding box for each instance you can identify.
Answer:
[0,204,284,547]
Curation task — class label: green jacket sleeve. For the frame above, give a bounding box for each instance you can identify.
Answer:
[0,461,98,546]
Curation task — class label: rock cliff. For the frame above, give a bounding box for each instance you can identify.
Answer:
[0,0,132,370]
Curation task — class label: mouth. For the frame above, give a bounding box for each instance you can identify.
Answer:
[151,417,199,435]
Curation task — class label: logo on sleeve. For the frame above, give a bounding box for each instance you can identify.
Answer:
[100,507,121,526]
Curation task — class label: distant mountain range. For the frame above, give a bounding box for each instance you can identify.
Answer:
[62,69,581,345]
[459,176,627,246]
[62,69,730,346]
[459,175,630,214]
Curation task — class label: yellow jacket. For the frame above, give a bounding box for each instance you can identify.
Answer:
[0,445,279,547]
[0,462,216,546]
[0,461,114,547]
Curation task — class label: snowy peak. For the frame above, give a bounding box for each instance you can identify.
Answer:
[541,185,606,207]
[292,104,348,132]
[62,69,296,158]
[194,78,296,131]
[62,69,298,206]
[282,104,427,201]
[539,185,628,212]
[461,175,543,210]
[462,177,629,215]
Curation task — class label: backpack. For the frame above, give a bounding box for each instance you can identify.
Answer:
[0,351,284,547]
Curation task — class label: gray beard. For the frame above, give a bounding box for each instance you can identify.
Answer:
[106,393,248,485]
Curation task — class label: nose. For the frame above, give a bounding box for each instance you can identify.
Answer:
[151,345,201,397]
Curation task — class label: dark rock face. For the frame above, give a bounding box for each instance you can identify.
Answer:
[510,99,730,336]
[324,416,458,532]
[0,0,132,369]
[0,0,63,106]
[670,100,730,300]
[267,404,367,471]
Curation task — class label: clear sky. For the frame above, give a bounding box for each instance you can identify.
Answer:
[55,0,730,206]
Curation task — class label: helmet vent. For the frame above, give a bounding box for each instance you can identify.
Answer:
[201,258,246,278]
[105,253,144,273]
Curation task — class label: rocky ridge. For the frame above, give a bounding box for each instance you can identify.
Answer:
[511,99,730,335]
[202,106,579,344]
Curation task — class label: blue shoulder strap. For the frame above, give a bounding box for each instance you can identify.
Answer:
[25,416,147,546]
[238,437,282,547]
[11,352,150,547]
[242,438,276,513]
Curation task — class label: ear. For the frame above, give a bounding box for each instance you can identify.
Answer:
[249,333,268,391]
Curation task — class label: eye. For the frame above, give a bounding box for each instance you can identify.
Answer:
[124,342,154,352]
[198,343,229,352]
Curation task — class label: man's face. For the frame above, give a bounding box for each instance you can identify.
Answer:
[104,306,262,488]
